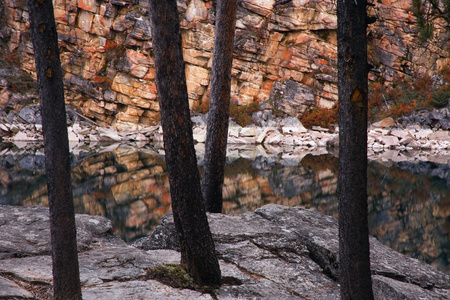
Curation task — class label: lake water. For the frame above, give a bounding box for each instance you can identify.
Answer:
[0,142,448,275]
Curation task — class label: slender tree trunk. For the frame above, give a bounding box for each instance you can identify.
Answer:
[202,0,238,213]
[27,0,82,299]
[148,0,221,286]
[337,0,374,299]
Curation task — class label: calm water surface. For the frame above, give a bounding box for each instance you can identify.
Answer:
[0,142,448,275]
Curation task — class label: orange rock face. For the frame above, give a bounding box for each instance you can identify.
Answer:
[2,0,449,129]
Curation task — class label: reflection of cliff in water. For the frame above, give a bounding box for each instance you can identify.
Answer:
[220,154,339,217]
[0,143,172,243]
[0,143,448,274]
[367,161,450,276]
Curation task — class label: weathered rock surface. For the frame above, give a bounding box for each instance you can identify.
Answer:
[0,205,212,299]
[0,205,124,260]
[0,276,34,299]
[1,204,449,299]
[133,204,450,299]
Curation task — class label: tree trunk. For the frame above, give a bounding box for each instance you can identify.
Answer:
[148,0,221,286]
[202,0,238,213]
[337,0,374,299]
[27,0,82,299]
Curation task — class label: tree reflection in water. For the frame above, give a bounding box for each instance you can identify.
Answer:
[0,142,448,275]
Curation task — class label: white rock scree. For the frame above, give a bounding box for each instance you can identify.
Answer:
[5,105,450,157]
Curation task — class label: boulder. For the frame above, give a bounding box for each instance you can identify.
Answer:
[256,127,275,144]
[192,126,206,143]
[228,121,242,138]
[240,124,259,137]
[280,117,308,134]
[399,136,414,145]
[372,117,395,128]
[97,127,123,142]
[376,135,400,149]
[17,105,41,124]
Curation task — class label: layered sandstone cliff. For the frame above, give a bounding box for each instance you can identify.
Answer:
[1,0,449,130]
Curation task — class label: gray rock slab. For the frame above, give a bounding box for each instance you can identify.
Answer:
[0,205,125,259]
[0,206,51,258]
[254,205,450,293]
[217,277,302,300]
[372,275,448,300]
[0,255,53,282]
[0,241,179,288]
[82,280,214,300]
[369,237,450,290]
[217,259,311,299]
[77,246,160,285]
[0,276,34,299]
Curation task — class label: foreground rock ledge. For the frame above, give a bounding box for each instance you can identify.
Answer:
[0,205,449,299]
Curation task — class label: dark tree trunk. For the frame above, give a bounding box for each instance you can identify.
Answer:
[202,0,238,213]
[148,0,221,286]
[337,0,374,299]
[27,0,82,299]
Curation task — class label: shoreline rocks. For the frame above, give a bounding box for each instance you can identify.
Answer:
[5,105,450,156]
[1,204,449,299]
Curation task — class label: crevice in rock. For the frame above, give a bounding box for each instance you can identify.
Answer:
[253,210,339,282]
[2,251,52,260]
[372,270,434,290]
[249,238,301,260]
[232,262,304,298]
[249,235,339,283]
[221,276,244,286]
[303,242,339,282]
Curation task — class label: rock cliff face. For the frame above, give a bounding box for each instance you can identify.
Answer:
[1,0,450,130]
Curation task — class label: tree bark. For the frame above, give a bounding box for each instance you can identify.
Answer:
[337,0,374,299]
[148,0,221,286]
[202,0,238,213]
[27,0,82,299]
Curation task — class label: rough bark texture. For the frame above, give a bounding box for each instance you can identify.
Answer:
[202,0,238,213]
[27,0,82,299]
[148,0,221,286]
[337,0,374,299]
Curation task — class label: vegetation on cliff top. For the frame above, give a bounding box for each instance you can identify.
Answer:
[300,65,450,130]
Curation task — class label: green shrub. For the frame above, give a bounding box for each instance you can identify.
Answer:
[432,90,450,108]
[229,102,259,127]
[145,264,194,289]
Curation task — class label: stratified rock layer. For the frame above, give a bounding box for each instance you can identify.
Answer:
[1,0,449,130]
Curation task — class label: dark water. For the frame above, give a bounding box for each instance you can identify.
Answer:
[0,142,448,275]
